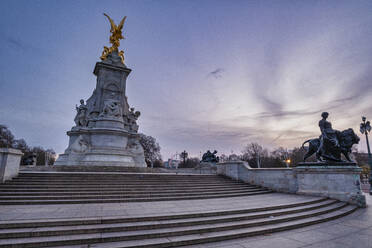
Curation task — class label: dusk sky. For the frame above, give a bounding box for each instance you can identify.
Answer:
[1,0,372,159]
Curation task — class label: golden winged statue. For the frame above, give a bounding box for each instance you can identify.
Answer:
[100,13,127,64]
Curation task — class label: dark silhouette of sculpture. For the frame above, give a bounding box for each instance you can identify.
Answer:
[23,153,37,165]
[201,150,219,163]
[302,112,360,162]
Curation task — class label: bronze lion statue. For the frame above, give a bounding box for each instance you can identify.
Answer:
[302,128,359,162]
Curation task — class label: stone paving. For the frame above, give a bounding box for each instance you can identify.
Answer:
[184,194,372,248]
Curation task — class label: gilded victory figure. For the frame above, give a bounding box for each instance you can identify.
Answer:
[100,13,127,64]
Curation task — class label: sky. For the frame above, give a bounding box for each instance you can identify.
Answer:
[0,0,372,159]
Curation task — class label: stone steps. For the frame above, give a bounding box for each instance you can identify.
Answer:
[0,199,357,248]
[0,172,275,205]
[0,185,253,191]
[3,181,242,186]
[0,191,273,205]
[14,174,218,177]
[0,186,261,195]
[0,185,257,192]
[0,199,335,238]
[14,174,219,178]
[5,184,233,188]
[0,198,329,228]
[4,180,239,185]
[15,172,219,179]
[10,177,231,181]
[0,188,267,200]
[9,180,232,184]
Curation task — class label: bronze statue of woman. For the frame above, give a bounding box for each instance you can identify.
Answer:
[317,112,340,160]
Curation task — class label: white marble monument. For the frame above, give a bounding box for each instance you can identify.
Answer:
[55,14,146,167]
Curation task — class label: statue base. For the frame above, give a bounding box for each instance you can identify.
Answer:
[55,127,146,167]
[296,161,357,167]
[295,163,366,207]
[218,161,366,207]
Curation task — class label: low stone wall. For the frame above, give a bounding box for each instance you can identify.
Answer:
[217,161,366,207]
[217,161,297,193]
[295,164,365,207]
[0,148,23,183]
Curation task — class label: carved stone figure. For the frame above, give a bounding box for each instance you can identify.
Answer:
[302,113,360,162]
[70,135,90,153]
[126,137,146,165]
[74,99,88,127]
[126,138,142,153]
[99,99,121,118]
[201,150,219,163]
[127,107,140,132]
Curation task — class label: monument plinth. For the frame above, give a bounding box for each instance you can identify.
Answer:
[55,15,146,167]
[295,162,366,207]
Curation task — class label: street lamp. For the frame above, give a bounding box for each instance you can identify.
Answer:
[285,159,291,168]
[360,116,372,195]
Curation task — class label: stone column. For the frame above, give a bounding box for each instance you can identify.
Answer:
[295,162,366,207]
[0,148,23,183]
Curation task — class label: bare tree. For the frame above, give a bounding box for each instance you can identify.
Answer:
[0,124,56,165]
[0,125,15,148]
[13,139,30,153]
[241,143,268,168]
[289,146,316,165]
[270,147,290,167]
[271,147,289,160]
[179,157,199,168]
[219,154,228,162]
[138,133,162,166]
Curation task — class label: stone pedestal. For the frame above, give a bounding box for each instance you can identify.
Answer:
[295,162,366,207]
[217,161,366,207]
[0,148,23,183]
[55,52,146,167]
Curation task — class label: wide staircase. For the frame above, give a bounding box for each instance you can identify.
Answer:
[0,172,358,247]
[0,172,271,205]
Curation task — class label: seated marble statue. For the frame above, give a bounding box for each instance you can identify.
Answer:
[302,112,360,162]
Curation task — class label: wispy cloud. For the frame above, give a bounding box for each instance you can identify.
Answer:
[5,37,25,50]
[2,35,44,54]
[257,109,319,119]
[207,68,224,79]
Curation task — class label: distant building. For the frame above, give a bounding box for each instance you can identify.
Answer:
[164,159,180,168]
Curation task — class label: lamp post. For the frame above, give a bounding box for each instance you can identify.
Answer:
[284,159,291,168]
[360,116,372,195]
[180,150,188,166]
